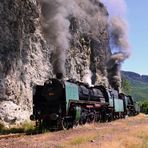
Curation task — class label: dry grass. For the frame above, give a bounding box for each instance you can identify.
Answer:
[98,115,148,148]
[59,132,99,148]
[69,135,95,145]
[58,114,148,148]
[0,114,148,148]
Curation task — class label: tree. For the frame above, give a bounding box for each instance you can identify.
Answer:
[141,101,148,114]
[121,78,131,94]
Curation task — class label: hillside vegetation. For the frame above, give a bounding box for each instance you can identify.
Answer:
[122,71,148,102]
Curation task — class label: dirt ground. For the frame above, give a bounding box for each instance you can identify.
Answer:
[0,114,148,148]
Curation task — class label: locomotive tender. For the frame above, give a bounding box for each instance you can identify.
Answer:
[30,74,139,130]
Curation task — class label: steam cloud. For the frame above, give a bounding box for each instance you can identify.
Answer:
[40,0,107,76]
[40,0,130,91]
[109,17,130,58]
[83,69,92,86]
[102,0,130,91]
[40,0,71,75]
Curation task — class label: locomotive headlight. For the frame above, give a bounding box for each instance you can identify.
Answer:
[30,114,35,121]
[48,92,54,96]
[50,113,59,120]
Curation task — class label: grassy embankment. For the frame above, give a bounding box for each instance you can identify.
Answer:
[59,114,148,148]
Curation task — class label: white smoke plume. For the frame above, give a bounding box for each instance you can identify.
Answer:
[102,0,130,60]
[82,69,92,86]
[107,52,126,69]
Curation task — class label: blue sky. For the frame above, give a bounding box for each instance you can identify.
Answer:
[122,0,148,75]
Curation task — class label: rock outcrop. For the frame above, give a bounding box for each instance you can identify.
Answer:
[0,0,110,125]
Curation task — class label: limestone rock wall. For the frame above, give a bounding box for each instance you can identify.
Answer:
[0,0,111,125]
[0,0,53,125]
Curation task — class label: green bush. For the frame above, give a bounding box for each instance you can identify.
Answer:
[121,78,131,94]
[140,101,148,114]
[0,122,4,130]
[21,121,36,133]
[0,121,36,135]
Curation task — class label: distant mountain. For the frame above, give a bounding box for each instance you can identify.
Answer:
[121,71,148,102]
[122,71,148,82]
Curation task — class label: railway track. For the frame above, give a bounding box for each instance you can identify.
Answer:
[0,133,26,140]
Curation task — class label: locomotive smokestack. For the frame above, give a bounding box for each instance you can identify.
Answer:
[56,73,63,80]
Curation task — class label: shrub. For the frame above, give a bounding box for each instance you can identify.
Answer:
[0,121,36,135]
[140,101,148,114]
[0,122,4,130]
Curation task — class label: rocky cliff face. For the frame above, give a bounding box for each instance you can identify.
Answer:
[0,0,53,125]
[0,0,110,125]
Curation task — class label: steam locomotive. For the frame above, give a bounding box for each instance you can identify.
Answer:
[30,73,140,130]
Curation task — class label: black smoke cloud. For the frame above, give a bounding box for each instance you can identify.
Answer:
[40,0,130,91]
[102,0,130,91]
[40,0,108,76]
[40,0,71,75]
